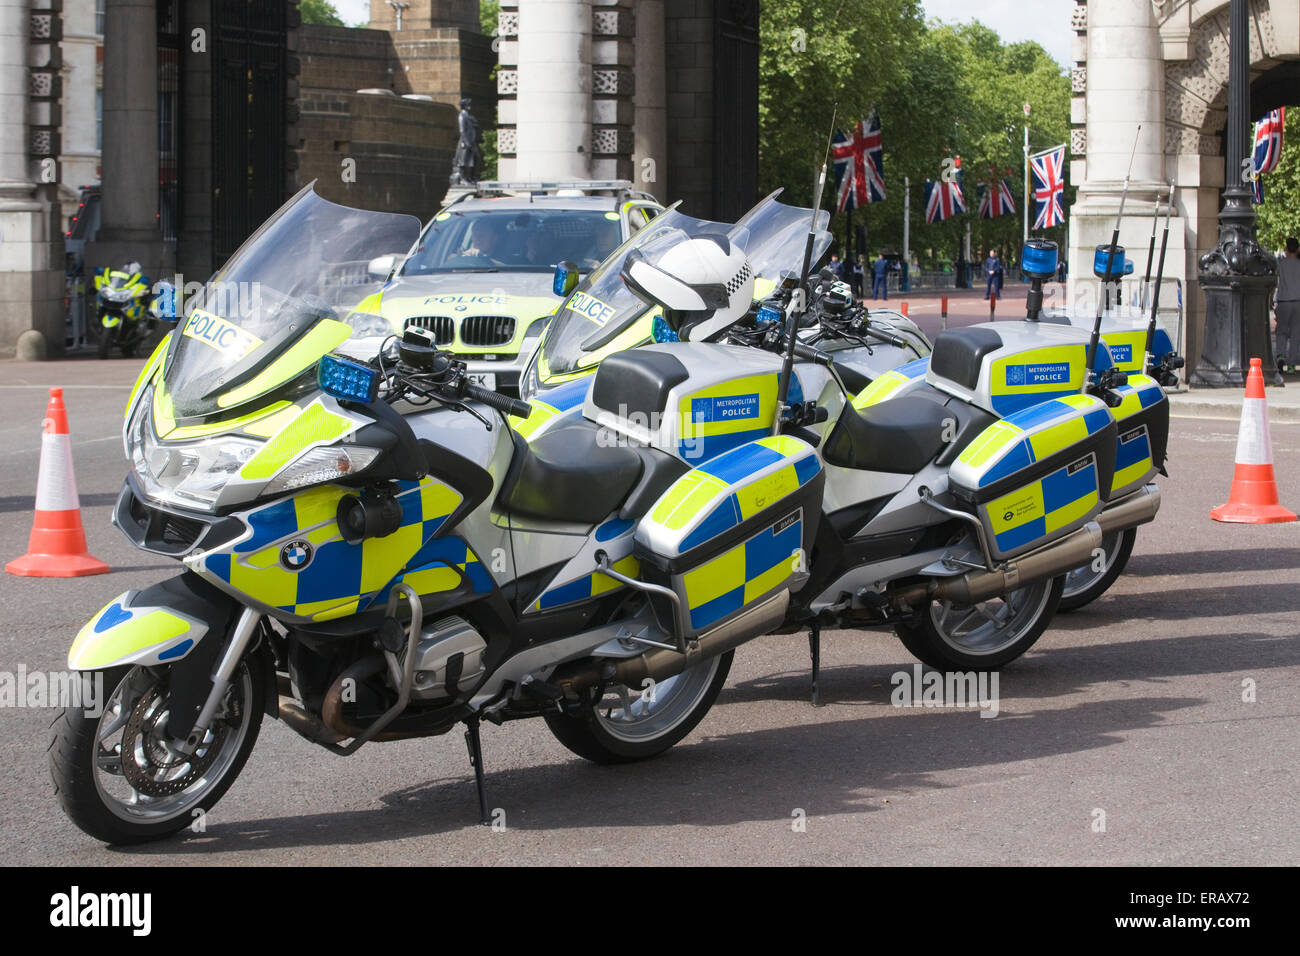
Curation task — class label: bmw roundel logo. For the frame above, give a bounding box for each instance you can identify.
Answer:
[280,539,314,571]
[455,304,467,311]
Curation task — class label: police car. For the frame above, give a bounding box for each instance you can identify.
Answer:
[364,181,663,396]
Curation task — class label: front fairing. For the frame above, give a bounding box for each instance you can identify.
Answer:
[162,184,420,422]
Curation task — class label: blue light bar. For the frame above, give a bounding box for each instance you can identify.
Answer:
[318,354,379,404]
[1093,244,1134,278]
[756,305,783,327]
[1021,239,1058,280]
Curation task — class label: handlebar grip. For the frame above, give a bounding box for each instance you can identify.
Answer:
[865,328,908,348]
[467,383,533,420]
[792,341,834,366]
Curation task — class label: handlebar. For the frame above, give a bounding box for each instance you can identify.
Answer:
[467,382,533,420]
[792,341,834,366]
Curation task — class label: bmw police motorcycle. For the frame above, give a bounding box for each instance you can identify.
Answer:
[51,186,1165,844]
[92,262,154,358]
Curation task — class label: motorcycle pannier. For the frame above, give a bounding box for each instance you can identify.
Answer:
[634,435,824,639]
[947,394,1117,562]
[1105,373,1169,501]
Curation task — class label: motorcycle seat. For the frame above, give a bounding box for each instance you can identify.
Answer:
[499,420,645,525]
[824,387,980,474]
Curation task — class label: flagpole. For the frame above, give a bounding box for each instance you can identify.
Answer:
[903,176,910,268]
[1022,107,1031,250]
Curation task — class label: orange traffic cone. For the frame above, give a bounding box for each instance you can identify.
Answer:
[6,388,110,576]
[1210,358,1297,524]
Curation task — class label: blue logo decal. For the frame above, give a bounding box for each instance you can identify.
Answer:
[94,602,133,634]
[691,393,760,423]
[1006,362,1070,387]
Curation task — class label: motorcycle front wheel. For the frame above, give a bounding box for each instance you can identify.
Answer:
[545,651,733,764]
[894,575,1064,672]
[50,661,264,844]
[96,322,112,358]
[1058,527,1136,612]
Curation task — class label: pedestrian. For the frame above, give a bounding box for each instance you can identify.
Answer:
[829,252,846,283]
[984,249,1002,299]
[853,254,866,299]
[1276,237,1300,374]
[872,252,889,300]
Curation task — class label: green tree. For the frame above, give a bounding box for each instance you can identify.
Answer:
[1258,108,1300,252]
[479,0,500,179]
[299,0,344,27]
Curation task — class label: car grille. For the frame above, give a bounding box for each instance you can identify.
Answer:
[404,315,454,344]
[460,315,516,347]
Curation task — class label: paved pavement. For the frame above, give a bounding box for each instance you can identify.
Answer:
[1,354,1297,865]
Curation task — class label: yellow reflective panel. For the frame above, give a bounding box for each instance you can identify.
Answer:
[216,318,353,410]
[239,402,354,480]
[126,334,171,417]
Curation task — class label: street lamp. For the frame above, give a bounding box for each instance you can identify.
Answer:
[1192,0,1278,387]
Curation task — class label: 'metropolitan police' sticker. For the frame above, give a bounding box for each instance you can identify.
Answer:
[1005,362,1070,387]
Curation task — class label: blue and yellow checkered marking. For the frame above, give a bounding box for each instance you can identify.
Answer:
[511,378,592,441]
[1106,374,1164,497]
[537,555,640,610]
[957,395,1112,491]
[987,455,1100,555]
[852,358,928,411]
[681,513,802,631]
[649,436,821,554]
[201,477,467,621]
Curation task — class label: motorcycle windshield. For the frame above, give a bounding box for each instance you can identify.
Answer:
[540,191,831,376]
[163,184,421,419]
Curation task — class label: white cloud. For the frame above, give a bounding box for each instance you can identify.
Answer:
[921,0,1074,68]
[334,0,370,27]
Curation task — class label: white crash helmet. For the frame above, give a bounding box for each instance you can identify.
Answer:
[125,261,142,276]
[621,234,754,341]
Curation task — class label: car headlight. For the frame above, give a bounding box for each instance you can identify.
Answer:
[524,316,550,339]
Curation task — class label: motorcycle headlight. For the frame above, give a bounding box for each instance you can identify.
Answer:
[103,287,136,303]
[126,388,261,511]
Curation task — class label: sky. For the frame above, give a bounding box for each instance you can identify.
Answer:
[334,0,1076,69]
[921,0,1074,67]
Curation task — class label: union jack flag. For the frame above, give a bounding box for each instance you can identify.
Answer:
[1251,108,1285,205]
[1029,144,1067,229]
[832,113,886,212]
[924,177,964,223]
[978,178,1016,219]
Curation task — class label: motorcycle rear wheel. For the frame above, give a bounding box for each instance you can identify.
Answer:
[1058,527,1136,612]
[894,575,1064,672]
[50,661,264,844]
[545,651,733,764]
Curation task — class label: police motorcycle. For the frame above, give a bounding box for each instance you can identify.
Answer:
[50,186,1163,844]
[92,261,154,358]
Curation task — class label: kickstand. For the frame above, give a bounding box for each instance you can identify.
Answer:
[464,717,490,826]
[808,622,821,708]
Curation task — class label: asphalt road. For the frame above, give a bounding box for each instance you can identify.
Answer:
[1,355,1298,865]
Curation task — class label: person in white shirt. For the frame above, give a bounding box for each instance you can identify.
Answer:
[1276,237,1300,374]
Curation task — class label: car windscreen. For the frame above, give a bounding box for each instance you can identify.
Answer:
[400,208,623,276]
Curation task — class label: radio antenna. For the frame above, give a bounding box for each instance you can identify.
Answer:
[1085,125,1141,385]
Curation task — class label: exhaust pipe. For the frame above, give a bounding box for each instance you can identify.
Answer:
[893,484,1161,609]
[557,590,790,693]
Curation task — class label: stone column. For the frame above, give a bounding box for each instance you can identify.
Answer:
[632,0,667,200]
[1066,0,1175,325]
[0,0,64,357]
[515,0,591,180]
[91,0,160,276]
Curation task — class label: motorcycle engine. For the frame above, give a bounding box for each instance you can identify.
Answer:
[409,616,487,701]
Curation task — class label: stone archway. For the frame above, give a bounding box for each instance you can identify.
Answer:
[1069,0,1299,375]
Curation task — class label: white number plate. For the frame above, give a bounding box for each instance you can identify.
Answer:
[467,373,497,389]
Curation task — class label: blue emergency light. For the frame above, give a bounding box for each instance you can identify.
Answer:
[318,354,379,404]
[1021,239,1058,281]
